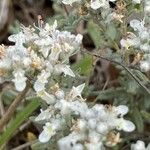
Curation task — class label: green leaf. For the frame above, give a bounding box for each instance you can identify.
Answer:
[126,79,139,94]
[0,98,40,147]
[131,107,144,133]
[106,23,117,40]
[72,54,93,76]
[87,21,103,48]
[141,111,150,121]
[95,88,126,100]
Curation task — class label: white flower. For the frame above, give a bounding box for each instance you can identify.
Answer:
[58,133,83,150]
[68,83,85,101]
[90,0,109,10]
[59,100,71,115]
[85,131,104,150]
[39,122,56,143]
[44,20,57,33]
[130,19,144,32]
[88,118,97,129]
[35,109,52,121]
[85,142,104,150]
[70,101,88,117]
[37,90,56,104]
[115,105,129,117]
[140,61,150,72]
[131,140,147,150]
[34,70,51,92]
[115,118,135,132]
[49,46,61,64]
[8,32,26,46]
[96,122,108,134]
[62,0,81,5]
[55,89,65,99]
[139,30,149,41]
[54,64,75,77]
[120,34,140,49]
[12,69,27,91]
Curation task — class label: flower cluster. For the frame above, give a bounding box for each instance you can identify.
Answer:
[35,82,135,149]
[0,15,138,150]
[58,104,135,149]
[0,20,83,92]
[62,0,117,21]
[131,140,150,150]
[120,19,150,71]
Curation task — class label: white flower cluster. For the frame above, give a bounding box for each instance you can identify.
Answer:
[0,20,83,92]
[131,140,150,150]
[35,83,135,149]
[62,0,116,10]
[62,0,141,10]
[0,19,136,149]
[120,19,150,72]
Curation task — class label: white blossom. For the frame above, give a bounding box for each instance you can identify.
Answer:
[90,0,109,10]
[12,69,27,91]
[39,122,56,143]
[131,140,150,150]
[34,70,51,92]
[62,0,81,5]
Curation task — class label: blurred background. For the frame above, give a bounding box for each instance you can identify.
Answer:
[0,0,54,45]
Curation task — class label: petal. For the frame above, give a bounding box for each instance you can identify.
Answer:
[75,83,85,94]
[54,64,75,77]
[131,140,145,150]
[116,105,129,116]
[75,34,83,44]
[70,83,85,99]
[35,109,51,121]
[62,65,75,77]
[15,81,26,91]
[91,0,102,10]
[130,19,144,31]
[37,90,56,104]
[39,130,51,143]
[34,81,45,92]
[122,120,135,132]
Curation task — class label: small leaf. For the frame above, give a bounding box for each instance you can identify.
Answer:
[131,107,144,133]
[87,21,103,48]
[72,54,93,75]
[106,23,117,40]
[141,111,150,121]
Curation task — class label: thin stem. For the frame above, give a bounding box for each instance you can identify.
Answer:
[0,82,30,132]
[11,140,38,150]
[84,50,150,95]
[63,4,69,16]
[0,92,5,117]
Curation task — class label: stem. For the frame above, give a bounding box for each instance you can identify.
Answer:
[11,140,38,150]
[0,82,30,132]
[84,50,150,95]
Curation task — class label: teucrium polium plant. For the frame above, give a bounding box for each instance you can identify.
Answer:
[0,0,150,149]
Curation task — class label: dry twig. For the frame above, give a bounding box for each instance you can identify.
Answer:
[84,50,150,95]
[0,82,31,132]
